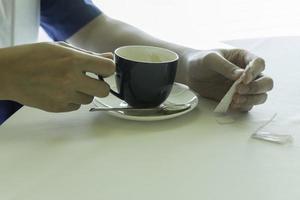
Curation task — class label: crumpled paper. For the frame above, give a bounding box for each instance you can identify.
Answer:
[214,74,245,113]
[251,113,293,144]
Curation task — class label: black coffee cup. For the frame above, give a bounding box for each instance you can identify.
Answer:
[103,45,179,108]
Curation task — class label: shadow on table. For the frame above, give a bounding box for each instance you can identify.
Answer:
[0,96,258,145]
[0,103,205,143]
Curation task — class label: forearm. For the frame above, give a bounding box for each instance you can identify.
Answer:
[0,68,8,100]
[0,48,15,100]
[67,14,196,83]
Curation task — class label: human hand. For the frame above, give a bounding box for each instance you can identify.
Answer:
[0,42,115,112]
[183,49,273,112]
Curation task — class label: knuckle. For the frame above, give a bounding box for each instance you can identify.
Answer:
[202,51,220,66]
[236,48,247,55]
[204,51,219,60]
[234,49,247,61]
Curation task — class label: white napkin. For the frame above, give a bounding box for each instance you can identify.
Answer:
[214,74,245,113]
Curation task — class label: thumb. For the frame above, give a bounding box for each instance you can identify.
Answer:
[205,52,244,80]
[99,52,114,60]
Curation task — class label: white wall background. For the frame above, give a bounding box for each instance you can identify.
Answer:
[40,0,300,47]
[95,0,300,40]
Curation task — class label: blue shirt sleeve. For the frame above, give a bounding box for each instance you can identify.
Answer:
[40,0,102,41]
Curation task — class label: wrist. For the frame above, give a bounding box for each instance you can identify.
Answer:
[0,49,17,101]
[175,48,200,84]
[0,67,11,100]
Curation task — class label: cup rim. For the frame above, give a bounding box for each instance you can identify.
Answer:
[114,45,179,64]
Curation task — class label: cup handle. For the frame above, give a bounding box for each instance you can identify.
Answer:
[98,75,123,100]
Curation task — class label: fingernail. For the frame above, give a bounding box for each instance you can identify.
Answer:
[238,85,249,94]
[233,69,244,77]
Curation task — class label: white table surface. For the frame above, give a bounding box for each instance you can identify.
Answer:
[1,37,300,200]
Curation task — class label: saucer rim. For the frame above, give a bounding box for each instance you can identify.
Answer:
[92,82,199,121]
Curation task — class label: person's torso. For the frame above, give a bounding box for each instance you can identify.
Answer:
[0,0,40,47]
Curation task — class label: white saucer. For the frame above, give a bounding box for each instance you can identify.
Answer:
[93,82,199,121]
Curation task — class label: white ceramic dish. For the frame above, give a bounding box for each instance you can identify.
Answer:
[92,82,198,121]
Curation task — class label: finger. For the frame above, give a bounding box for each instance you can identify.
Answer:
[56,42,115,76]
[243,55,265,84]
[64,103,81,112]
[205,52,244,81]
[76,75,110,97]
[56,42,114,60]
[57,41,97,55]
[232,93,268,106]
[237,76,274,94]
[76,55,115,77]
[230,102,253,112]
[237,106,253,112]
[99,52,114,59]
[71,92,94,105]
